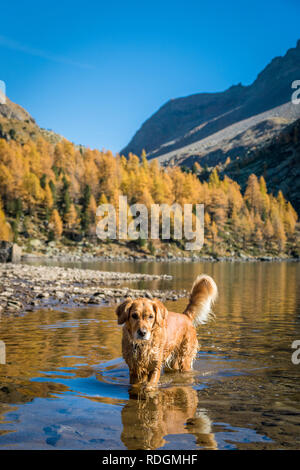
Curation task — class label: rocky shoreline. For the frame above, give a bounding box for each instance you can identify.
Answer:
[0,250,298,316]
[19,238,299,263]
[21,252,299,264]
[0,264,185,315]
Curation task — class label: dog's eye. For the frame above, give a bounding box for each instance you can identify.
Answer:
[149,315,154,319]
[131,313,138,319]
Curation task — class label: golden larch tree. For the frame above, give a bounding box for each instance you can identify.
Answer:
[49,209,63,239]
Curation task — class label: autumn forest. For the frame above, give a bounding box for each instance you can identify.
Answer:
[0,136,298,258]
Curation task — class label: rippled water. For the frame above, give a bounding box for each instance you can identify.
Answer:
[0,261,299,449]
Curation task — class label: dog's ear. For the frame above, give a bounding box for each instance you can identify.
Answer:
[116,298,133,325]
[152,299,168,327]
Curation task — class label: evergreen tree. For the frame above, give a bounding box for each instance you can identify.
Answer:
[81,184,91,231]
[58,176,71,219]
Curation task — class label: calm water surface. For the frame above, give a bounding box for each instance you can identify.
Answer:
[0,261,299,449]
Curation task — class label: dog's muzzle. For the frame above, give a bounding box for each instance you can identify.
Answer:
[136,328,150,340]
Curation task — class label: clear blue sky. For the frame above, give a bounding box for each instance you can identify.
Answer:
[0,0,299,153]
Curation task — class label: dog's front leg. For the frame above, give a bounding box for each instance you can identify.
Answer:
[146,362,162,388]
[130,372,149,384]
[129,372,139,384]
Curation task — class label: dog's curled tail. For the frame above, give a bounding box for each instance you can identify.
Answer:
[183,274,218,325]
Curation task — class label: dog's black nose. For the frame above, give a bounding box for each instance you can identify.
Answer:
[137,328,147,337]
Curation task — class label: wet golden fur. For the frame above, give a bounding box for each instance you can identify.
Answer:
[116,274,218,388]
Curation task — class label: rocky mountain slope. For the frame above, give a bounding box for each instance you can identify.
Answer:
[121,40,300,166]
[222,117,300,214]
[0,97,63,145]
[0,96,35,123]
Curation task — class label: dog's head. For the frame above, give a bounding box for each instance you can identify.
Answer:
[116,297,168,341]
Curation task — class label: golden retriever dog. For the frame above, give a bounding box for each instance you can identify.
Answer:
[116,274,218,388]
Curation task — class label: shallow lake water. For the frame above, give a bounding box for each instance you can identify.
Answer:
[0,261,299,449]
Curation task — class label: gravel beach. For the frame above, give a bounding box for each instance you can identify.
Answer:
[0,264,185,315]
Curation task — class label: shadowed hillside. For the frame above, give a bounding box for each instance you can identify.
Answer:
[222,118,300,214]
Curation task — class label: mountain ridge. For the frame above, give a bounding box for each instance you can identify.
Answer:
[0,96,65,145]
[121,39,300,163]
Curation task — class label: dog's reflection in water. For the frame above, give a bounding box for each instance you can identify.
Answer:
[121,385,217,450]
